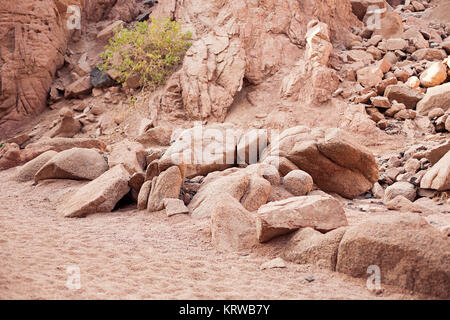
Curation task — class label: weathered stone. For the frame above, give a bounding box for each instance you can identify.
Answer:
[64,76,93,98]
[305,20,333,67]
[264,127,378,198]
[386,195,424,212]
[420,62,448,88]
[35,148,108,182]
[282,170,314,196]
[283,227,347,270]
[256,195,348,242]
[386,38,408,51]
[428,108,445,119]
[163,198,189,216]
[147,166,182,212]
[97,20,125,41]
[412,48,447,61]
[416,83,450,115]
[336,214,450,299]
[420,151,450,191]
[14,151,58,182]
[137,180,152,210]
[59,164,130,218]
[384,181,416,202]
[210,194,257,252]
[109,139,146,174]
[384,84,424,109]
[405,76,420,89]
[260,257,287,270]
[357,65,383,87]
[90,67,116,88]
[0,0,85,136]
[240,176,271,212]
[158,124,241,179]
[135,126,173,148]
[370,96,391,108]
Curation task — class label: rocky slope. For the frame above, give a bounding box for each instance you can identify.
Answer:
[0,0,449,299]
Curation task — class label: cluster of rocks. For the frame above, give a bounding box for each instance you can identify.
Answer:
[373,139,450,210]
[336,0,450,133]
[3,120,448,298]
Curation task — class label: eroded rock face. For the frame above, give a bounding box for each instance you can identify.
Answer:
[155,0,359,122]
[0,0,140,138]
[263,126,378,198]
[0,0,82,136]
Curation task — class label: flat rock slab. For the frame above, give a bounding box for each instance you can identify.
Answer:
[58,164,130,218]
[256,195,348,242]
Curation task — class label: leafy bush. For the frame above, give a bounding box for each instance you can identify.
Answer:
[101,18,192,89]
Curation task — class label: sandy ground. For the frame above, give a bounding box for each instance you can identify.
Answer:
[0,167,430,300]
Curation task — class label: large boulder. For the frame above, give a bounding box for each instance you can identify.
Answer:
[263,126,378,198]
[210,194,257,252]
[157,124,242,179]
[416,83,450,115]
[59,164,131,218]
[35,148,108,182]
[147,166,183,212]
[282,227,348,270]
[336,214,450,299]
[14,150,58,182]
[189,165,273,218]
[420,151,450,191]
[256,195,348,242]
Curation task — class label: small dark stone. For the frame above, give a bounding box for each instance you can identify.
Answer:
[90,67,116,88]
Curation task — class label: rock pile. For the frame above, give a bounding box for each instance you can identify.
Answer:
[338,1,450,133]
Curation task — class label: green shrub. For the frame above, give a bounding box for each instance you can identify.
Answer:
[101,18,192,89]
